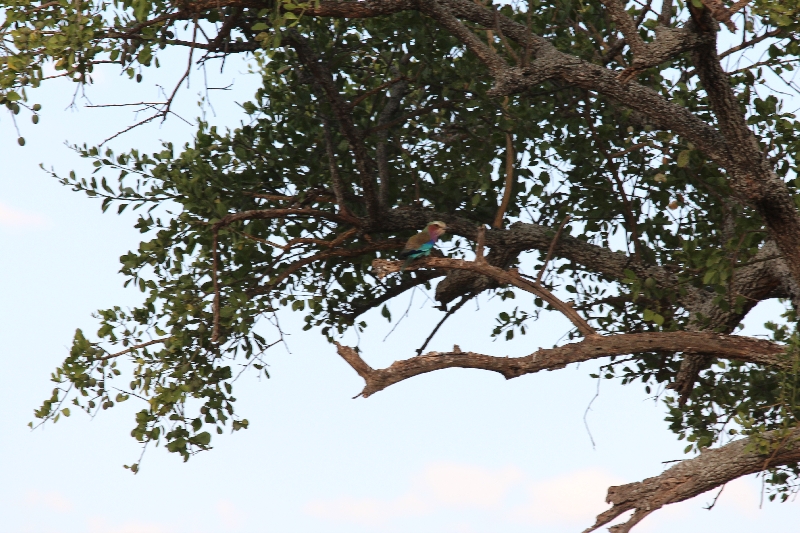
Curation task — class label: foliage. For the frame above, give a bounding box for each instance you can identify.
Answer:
[7,0,800,503]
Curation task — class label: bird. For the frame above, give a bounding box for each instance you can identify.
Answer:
[399,221,447,272]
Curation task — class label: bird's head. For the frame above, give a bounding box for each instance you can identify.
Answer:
[427,221,447,239]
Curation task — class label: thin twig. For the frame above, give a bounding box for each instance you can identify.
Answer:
[211,228,221,343]
[415,294,473,355]
[98,338,169,361]
[383,288,416,341]
[609,141,651,158]
[703,483,726,510]
[86,101,165,108]
[584,373,601,449]
[536,215,572,285]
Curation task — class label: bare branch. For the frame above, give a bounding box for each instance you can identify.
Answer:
[335,331,785,397]
[415,294,473,355]
[718,28,783,60]
[585,425,800,533]
[373,256,597,336]
[609,141,651,158]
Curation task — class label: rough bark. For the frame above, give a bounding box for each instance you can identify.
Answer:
[335,331,786,398]
[585,425,800,533]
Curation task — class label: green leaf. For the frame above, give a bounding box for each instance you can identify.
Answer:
[195,431,212,446]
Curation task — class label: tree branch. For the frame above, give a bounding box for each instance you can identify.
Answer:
[335,331,785,397]
[599,0,647,57]
[286,30,382,221]
[98,338,170,361]
[492,131,516,229]
[374,256,596,337]
[691,19,800,291]
[584,425,800,533]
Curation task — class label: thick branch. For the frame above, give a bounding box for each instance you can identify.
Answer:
[211,207,357,231]
[373,256,597,336]
[691,21,800,292]
[378,208,707,310]
[599,0,646,57]
[585,425,800,533]
[673,241,800,403]
[335,331,785,397]
[375,68,410,208]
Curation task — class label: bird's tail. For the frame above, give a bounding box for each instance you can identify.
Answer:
[400,256,414,273]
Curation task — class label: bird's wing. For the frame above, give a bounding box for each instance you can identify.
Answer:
[403,230,431,251]
[400,242,433,259]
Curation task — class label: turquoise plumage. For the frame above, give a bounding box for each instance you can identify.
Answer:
[400,221,447,272]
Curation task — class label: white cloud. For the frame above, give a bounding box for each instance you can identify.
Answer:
[0,202,47,229]
[23,490,73,513]
[419,462,523,508]
[509,468,621,524]
[305,462,522,526]
[305,492,430,526]
[305,462,523,526]
[304,463,785,532]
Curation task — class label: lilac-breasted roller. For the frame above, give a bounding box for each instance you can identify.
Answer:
[399,221,447,272]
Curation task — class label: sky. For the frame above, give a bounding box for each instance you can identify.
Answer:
[1,31,798,533]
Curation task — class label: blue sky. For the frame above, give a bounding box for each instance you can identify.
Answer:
[1,44,797,533]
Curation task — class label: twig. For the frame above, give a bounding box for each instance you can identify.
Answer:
[494,8,521,66]
[86,101,165,108]
[383,288,416,341]
[609,141,651,158]
[493,131,516,228]
[584,373,601,449]
[415,294,473,355]
[475,225,487,263]
[162,16,199,122]
[98,338,169,361]
[349,75,407,108]
[27,1,59,12]
[372,257,597,337]
[703,483,726,510]
[211,228,221,343]
[718,28,783,60]
[536,215,572,285]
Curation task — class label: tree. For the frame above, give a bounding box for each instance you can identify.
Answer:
[5,0,800,530]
